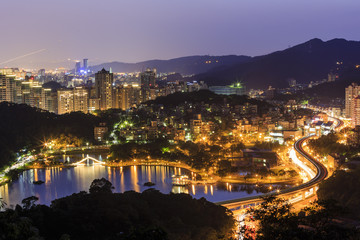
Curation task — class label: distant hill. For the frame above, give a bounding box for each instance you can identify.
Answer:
[90,55,251,75]
[196,38,360,89]
[274,67,360,104]
[146,89,273,114]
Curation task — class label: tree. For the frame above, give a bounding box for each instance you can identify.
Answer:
[0,197,6,210]
[317,168,360,217]
[21,196,39,210]
[89,178,114,194]
[242,195,298,240]
[217,160,232,177]
[242,195,359,240]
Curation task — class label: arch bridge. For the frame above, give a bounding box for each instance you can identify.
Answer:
[71,156,105,166]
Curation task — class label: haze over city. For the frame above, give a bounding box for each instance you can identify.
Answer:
[2,1,360,239]
[1,0,360,69]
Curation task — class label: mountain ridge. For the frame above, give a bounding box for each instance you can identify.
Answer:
[89,55,251,75]
[195,38,360,89]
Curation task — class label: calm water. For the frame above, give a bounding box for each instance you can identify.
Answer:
[0,156,267,207]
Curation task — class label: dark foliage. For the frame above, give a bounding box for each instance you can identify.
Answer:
[89,177,114,194]
[308,133,348,156]
[0,179,235,240]
[146,90,272,114]
[243,195,360,240]
[0,102,118,169]
[318,168,360,218]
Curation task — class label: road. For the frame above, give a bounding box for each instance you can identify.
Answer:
[217,116,343,212]
[217,135,328,211]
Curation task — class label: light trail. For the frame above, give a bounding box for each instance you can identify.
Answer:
[0,49,46,65]
[289,148,316,179]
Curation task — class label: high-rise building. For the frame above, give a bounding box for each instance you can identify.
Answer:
[38,69,46,82]
[75,61,81,75]
[1,73,57,113]
[140,68,156,88]
[83,58,88,71]
[0,74,16,103]
[73,87,89,113]
[57,89,74,114]
[43,89,57,113]
[95,68,113,110]
[345,83,360,118]
[113,84,141,110]
[140,68,156,102]
[57,87,89,114]
[352,96,360,128]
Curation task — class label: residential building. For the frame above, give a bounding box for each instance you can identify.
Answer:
[57,87,88,114]
[345,83,360,118]
[0,74,16,103]
[95,68,113,110]
[352,96,360,128]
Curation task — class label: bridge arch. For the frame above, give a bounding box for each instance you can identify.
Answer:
[72,156,105,165]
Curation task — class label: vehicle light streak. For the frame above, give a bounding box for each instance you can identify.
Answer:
[289,149,316,179]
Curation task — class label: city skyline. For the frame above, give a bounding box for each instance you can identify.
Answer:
[1,0,360,69]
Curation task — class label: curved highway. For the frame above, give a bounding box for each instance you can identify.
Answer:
[217,116,343,209]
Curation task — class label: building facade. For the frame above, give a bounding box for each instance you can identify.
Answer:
[95,68,113,110]
[57,87,88,114]
[345,83,360,118]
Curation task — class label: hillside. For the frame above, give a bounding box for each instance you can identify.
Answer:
[274,67,360,104]
[196,38,360,89]
[89,55,251,75]
[146,89,273,114]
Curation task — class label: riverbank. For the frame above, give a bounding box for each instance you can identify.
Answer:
[23,159,298,186]
[1,150,298,187]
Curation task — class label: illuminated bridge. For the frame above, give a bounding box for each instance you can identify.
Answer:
[71,156,105,166]
[217,117,343,214]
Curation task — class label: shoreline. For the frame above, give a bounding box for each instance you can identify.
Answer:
[14,159,297,186]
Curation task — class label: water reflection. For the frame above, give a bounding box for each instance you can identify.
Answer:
[171,186,189,194]
[0,165,267,207]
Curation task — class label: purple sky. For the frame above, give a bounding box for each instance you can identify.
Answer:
[1,0,359,69]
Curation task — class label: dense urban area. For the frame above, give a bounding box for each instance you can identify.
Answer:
[2,39,360,239]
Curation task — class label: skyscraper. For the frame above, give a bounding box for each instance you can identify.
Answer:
[140,68,156,88]
[345,83,360,118]
[140,68,156,102]
[38,69,46,82]
[75,61,81,75]
[83,59,88,71]
[95,68,113,110]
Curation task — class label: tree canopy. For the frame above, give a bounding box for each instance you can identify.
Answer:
[0,178,235,240]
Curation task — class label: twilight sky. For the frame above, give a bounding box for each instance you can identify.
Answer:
[0,0,359,69]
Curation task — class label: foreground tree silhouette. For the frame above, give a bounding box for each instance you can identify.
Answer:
[242,195,360,240]
[0,197,6,210]
[21,196,39,209]
[0,179,235,240]
[242,195,298,240]
[89,177,114,194]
